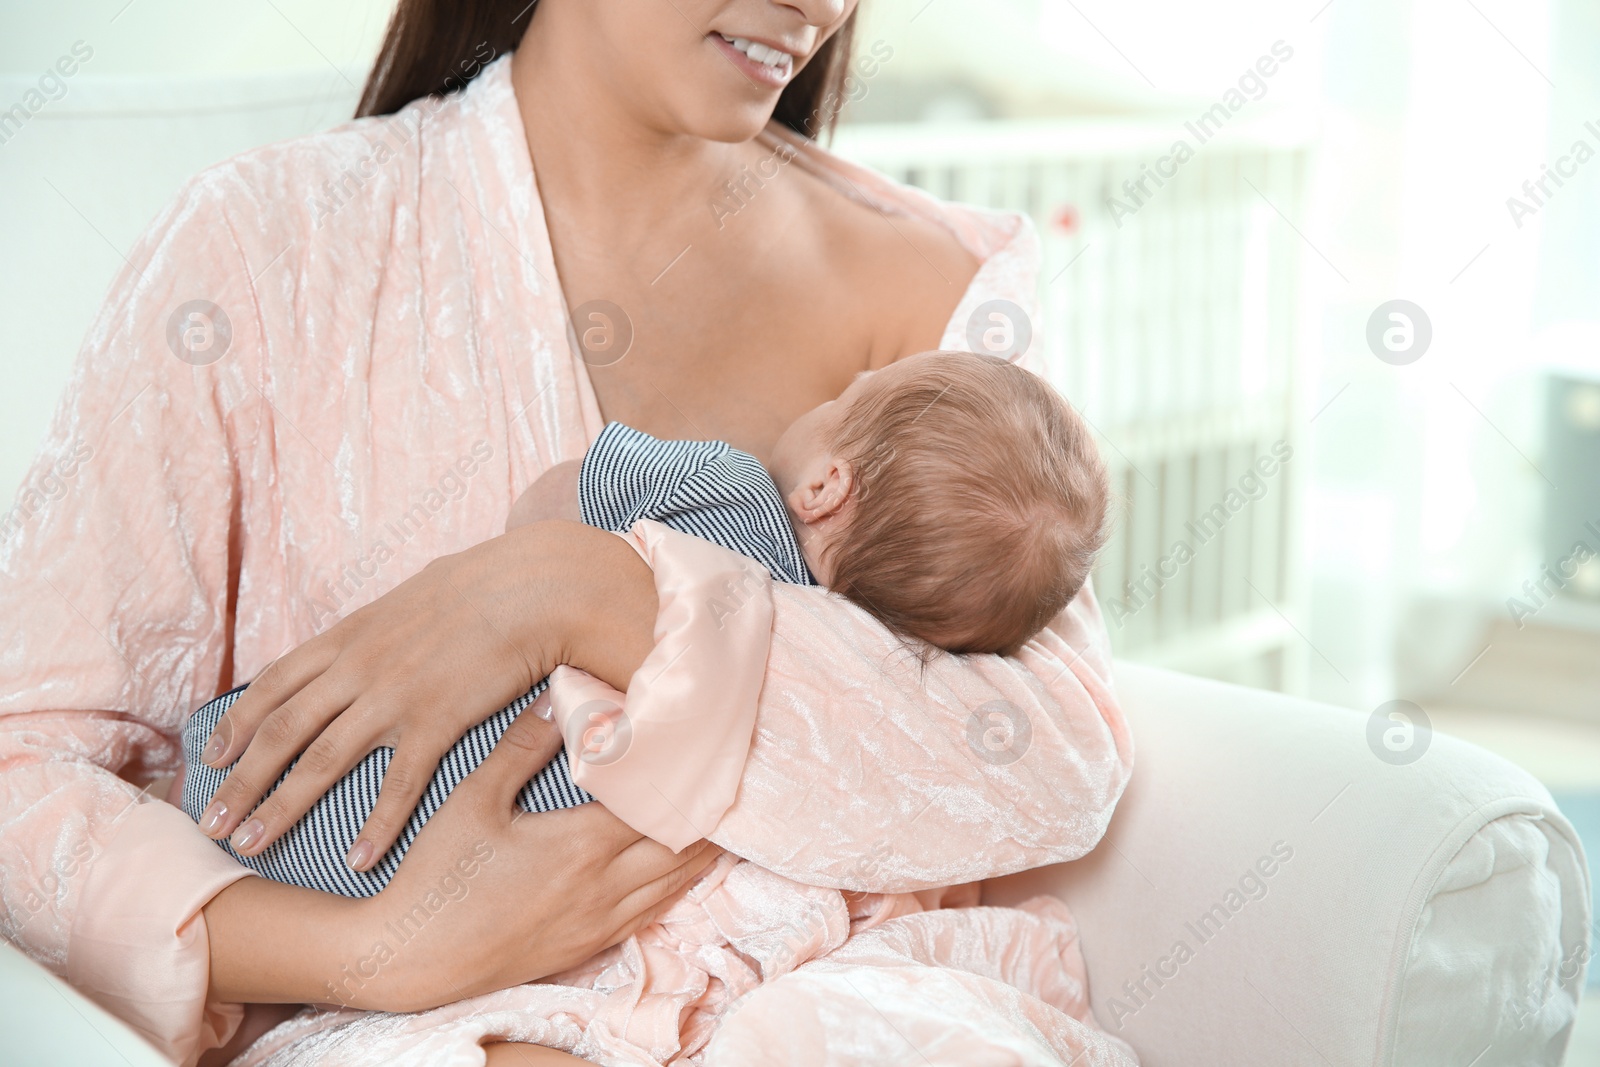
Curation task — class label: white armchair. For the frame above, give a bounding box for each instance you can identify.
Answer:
[2,662,1590,1065]
[990,662,1593,1066]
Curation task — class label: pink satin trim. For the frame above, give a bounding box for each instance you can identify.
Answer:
[547,519,773,851]
[66,801,256,1067]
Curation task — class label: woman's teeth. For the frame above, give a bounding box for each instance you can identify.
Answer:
[718,33,793,69]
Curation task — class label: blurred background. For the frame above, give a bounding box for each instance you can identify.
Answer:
[2,0,1597,1056]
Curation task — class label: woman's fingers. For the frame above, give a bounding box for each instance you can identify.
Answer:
[203,641,335,767]
[223,700,388,857]
[453,707,567,813]
[609,838,724,938]
[346,725,469,870]
[200,676,354,845]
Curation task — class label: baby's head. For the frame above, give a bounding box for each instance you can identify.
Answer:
[769,351,1109,656]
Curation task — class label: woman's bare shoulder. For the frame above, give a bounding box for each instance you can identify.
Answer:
[792,165,981,361]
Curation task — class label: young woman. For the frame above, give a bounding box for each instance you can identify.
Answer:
[0,1,1134,1063]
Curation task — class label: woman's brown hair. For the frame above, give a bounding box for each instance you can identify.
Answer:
[356,0,858,139]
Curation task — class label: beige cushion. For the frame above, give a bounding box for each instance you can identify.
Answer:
[989,662,1592,1065]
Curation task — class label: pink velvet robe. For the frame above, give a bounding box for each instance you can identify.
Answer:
[0,57,1135,1066]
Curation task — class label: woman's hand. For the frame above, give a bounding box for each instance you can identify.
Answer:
[205,711,721,1012]
[351,710,720,1010]
[196,521,658,867]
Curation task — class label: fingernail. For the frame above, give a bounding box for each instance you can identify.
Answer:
[346,839,373,871]
[232,819,265,853]
[199,802,228,836]
[202,734,226,765]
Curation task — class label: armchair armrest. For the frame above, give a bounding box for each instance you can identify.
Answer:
[988,661,1592,1066]
[0,940,172,1066]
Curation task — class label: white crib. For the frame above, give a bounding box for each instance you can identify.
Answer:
[833,114,1315,692]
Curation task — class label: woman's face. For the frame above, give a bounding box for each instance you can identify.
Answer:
[539,0,857,142]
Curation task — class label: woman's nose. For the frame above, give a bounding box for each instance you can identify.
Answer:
[777,0,851,30]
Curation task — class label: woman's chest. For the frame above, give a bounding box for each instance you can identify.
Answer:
[565,264,882,463]
[583,325,862,464]
[540,169,971,462]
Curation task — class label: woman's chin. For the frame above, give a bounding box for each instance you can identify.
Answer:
[682,105,788,145]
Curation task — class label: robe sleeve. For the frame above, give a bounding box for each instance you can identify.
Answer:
[0,165,268,1065]
[707,574,1132,891]
[551,528,1131,891]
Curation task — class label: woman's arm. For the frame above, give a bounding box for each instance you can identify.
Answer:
[195,520,661,860]
[205,511,1128,895]
[505,459,583,531]
[202,876,360,1005]
[203,708,718,1014]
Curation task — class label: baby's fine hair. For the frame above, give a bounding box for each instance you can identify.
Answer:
[826,351,1109,657]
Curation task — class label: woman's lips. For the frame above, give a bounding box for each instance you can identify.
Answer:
[710,32,796,89]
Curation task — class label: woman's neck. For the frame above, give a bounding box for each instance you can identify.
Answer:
[509,22,756,240]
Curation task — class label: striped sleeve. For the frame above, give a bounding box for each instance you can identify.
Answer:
[578,422,813,586]
[578,422,724,533]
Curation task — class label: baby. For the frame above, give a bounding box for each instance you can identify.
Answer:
[182,350,1109,895]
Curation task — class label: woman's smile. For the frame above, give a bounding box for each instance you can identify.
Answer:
[710,30,800,88]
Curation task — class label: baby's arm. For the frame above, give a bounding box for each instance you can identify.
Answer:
[506,459,583,532]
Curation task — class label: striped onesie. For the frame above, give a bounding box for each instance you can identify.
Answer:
[181,422,815,897]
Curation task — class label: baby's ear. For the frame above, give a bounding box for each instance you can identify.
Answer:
[792,457,854,524]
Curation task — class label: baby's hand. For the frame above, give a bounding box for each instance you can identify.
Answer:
[506,459,582,531]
